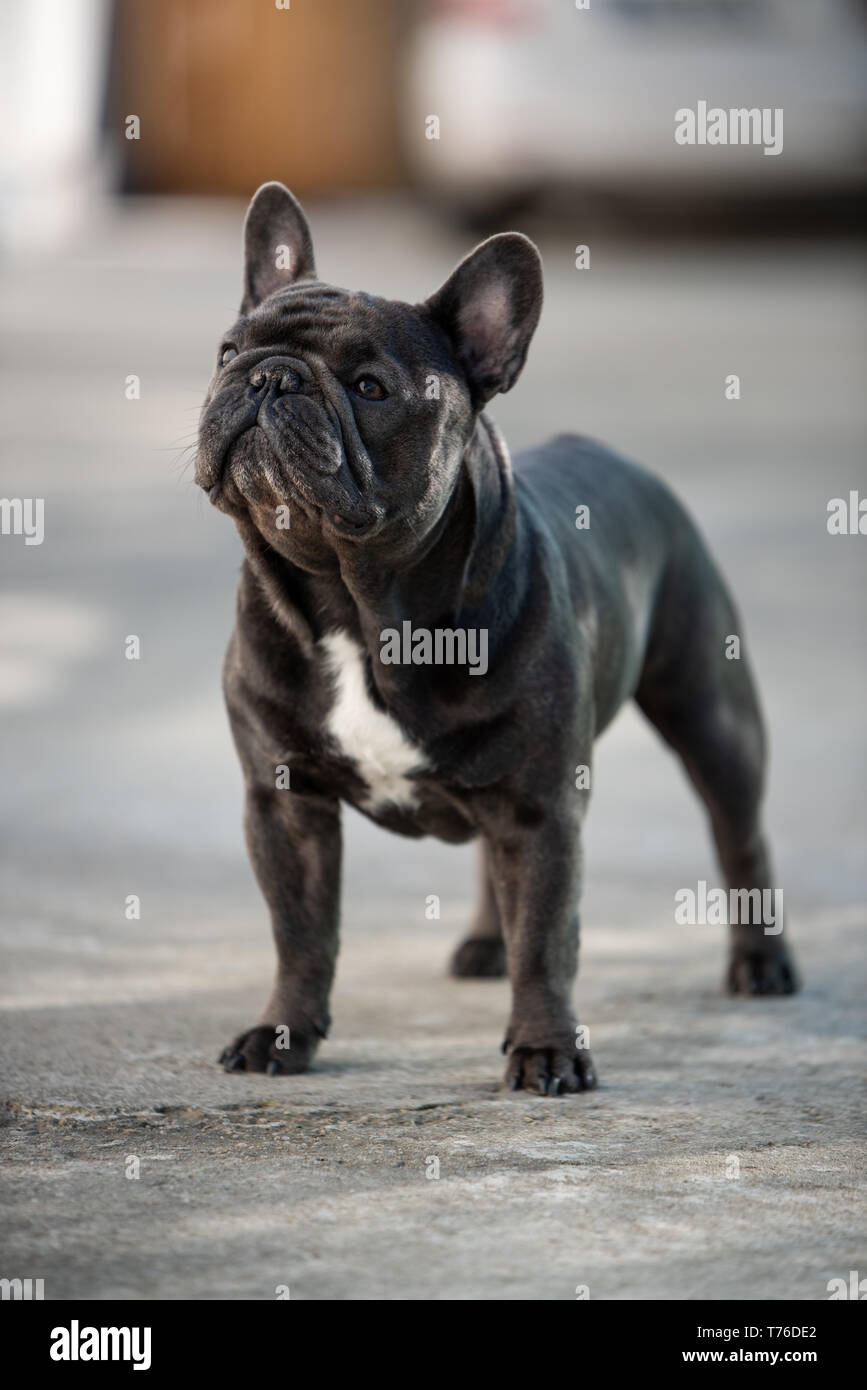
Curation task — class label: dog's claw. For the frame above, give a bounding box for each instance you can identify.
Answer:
[218,1024,317,1076]
[727,947,800,997]
[505,1042,598,1096]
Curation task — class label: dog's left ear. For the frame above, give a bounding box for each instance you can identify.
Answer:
[241,182,317,313]
[424,233,543,406]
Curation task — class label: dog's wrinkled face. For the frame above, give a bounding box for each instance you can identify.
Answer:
[196,183,542,569]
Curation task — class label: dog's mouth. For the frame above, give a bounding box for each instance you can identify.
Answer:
[203,425,384,541]
[196,358,390,543]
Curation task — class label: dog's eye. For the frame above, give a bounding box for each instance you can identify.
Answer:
[220,345,239,367]
[353,376,387,400]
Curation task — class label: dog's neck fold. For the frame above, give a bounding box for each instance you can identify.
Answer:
[237,413,518,656]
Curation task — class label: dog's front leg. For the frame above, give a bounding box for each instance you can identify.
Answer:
[220,787,342,1075]
[485,807,597,1095]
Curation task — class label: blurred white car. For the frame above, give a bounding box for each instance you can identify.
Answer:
[403,0,867,216]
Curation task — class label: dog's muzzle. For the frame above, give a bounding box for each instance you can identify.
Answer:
[250,356,345,478]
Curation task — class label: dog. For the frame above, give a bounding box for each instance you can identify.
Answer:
[195,182,798,1095]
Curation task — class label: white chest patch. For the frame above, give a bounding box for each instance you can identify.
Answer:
[320,630,428,812]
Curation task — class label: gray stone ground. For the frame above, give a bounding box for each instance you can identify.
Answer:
[0,198,864,1300]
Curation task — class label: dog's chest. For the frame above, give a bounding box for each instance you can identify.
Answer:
[319,631,428,813]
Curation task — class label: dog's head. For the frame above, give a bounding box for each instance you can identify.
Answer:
[196,182,542,566]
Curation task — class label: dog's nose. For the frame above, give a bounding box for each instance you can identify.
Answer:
[249,363,302,394]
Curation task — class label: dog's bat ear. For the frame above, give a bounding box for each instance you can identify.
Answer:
[423,233,543,406]
[241,182,317,313]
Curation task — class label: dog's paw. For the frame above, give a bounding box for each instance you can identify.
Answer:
[726,947,800,996]
[503,1043,598,1096]
[219,1024,317,1075]
[449,937,506,978]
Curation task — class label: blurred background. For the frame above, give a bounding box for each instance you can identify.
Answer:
[1,0,865,1301]
[4,0,867,246]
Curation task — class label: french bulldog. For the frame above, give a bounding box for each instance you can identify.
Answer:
[195,182,798,1095]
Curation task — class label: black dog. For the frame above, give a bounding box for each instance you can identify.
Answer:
[196,182,798,1095]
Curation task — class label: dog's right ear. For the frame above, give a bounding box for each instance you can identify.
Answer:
[241,182,317,313]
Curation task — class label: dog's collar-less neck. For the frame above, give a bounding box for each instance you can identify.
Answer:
[239,413,518,653]
[478,412,512,484]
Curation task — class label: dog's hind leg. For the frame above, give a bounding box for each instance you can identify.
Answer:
[635,553,799,996]
[449,840,506,978]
